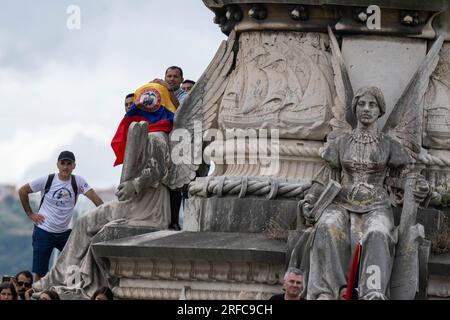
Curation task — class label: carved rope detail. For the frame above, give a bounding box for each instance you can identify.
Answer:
[205,140,322,159]
[188,176,311,199]
[419,152,450,167]
[109,258,284,285]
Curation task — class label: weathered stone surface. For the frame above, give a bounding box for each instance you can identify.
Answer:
[424,42,450,149]
[100,224,158,242]
[429,253,450,277]
[183,196,298,232]
[94,231,286,300]
[393,207,443,238]
[428,275,450,298]
[219,31,335,140]
[93,231,286,263]
[342,36,427,129]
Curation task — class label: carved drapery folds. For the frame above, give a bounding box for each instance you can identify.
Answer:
[424,42,450,150]
[219,31,335,140]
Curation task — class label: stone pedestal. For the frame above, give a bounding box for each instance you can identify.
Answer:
[93,231,286,300]
[184,196,298,233]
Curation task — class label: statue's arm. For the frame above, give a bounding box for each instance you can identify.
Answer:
[386,139,430,205]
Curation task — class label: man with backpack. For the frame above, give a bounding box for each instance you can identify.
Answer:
[18,150,103,281]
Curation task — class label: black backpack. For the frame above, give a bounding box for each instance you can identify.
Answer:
[38,174,79,209]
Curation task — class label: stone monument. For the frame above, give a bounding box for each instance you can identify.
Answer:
[36,0,450,300]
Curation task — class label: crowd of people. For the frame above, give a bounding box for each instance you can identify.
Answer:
[0,270,114,300]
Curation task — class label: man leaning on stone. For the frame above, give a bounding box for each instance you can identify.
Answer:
[150,66,188,231]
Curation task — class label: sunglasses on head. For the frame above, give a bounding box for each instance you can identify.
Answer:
[17,281,31,288]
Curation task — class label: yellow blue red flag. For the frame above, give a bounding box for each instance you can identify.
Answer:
[111,83,176,166]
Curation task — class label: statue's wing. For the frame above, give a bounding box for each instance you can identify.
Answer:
[167,31,236,189]
[327,26,354,141]
[383,35,444,160]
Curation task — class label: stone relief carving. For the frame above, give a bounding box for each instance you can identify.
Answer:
[219,31,335,140]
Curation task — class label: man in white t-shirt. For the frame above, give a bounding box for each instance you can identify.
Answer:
[18,151,104,281]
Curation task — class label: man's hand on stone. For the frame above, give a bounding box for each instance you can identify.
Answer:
[116,181,137,201]
[28,213,45,224]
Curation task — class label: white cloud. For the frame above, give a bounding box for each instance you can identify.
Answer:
[0,123,113,184]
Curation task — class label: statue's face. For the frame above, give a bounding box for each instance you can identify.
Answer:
[355,93,380,126]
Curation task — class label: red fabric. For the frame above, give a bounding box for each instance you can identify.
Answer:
[111,116,173,166]
[346,241,362,301]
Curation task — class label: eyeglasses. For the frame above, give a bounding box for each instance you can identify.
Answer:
[17,281,31,288]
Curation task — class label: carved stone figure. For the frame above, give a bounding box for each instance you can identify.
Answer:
[296,29,444,300]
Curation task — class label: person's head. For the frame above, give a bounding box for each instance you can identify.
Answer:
[57,151,76,180]
[124,93,135,113]
[282,267,304,300]
[91,287,114,300]
[165,66,184,90]
[15,271,33,299]
[338,284,347,300]
[0,282,17,300]
[352,86,386,128]
[39,290,60,300]
[181,80,195,92]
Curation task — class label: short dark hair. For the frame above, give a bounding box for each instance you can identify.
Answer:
[125,93,135,99]
[0,282,18,300]
[40,290,60,300]
[15,270,33,284]
[91,286,114,300]
[182,80,195,85]
[339,284,347,293]
[165,66,183,78]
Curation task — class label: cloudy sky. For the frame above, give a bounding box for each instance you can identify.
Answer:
[0,0,226,188]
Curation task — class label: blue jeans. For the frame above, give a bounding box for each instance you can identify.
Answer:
[32,226,71,275]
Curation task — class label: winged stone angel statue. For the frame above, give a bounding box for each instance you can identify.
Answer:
[32,32,237,299]
[296,27,444,300]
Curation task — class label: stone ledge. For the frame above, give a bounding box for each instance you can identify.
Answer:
[429,254,450,277]
[93,231,287,263]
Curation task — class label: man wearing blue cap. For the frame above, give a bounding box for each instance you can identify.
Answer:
[18,151,104,281]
